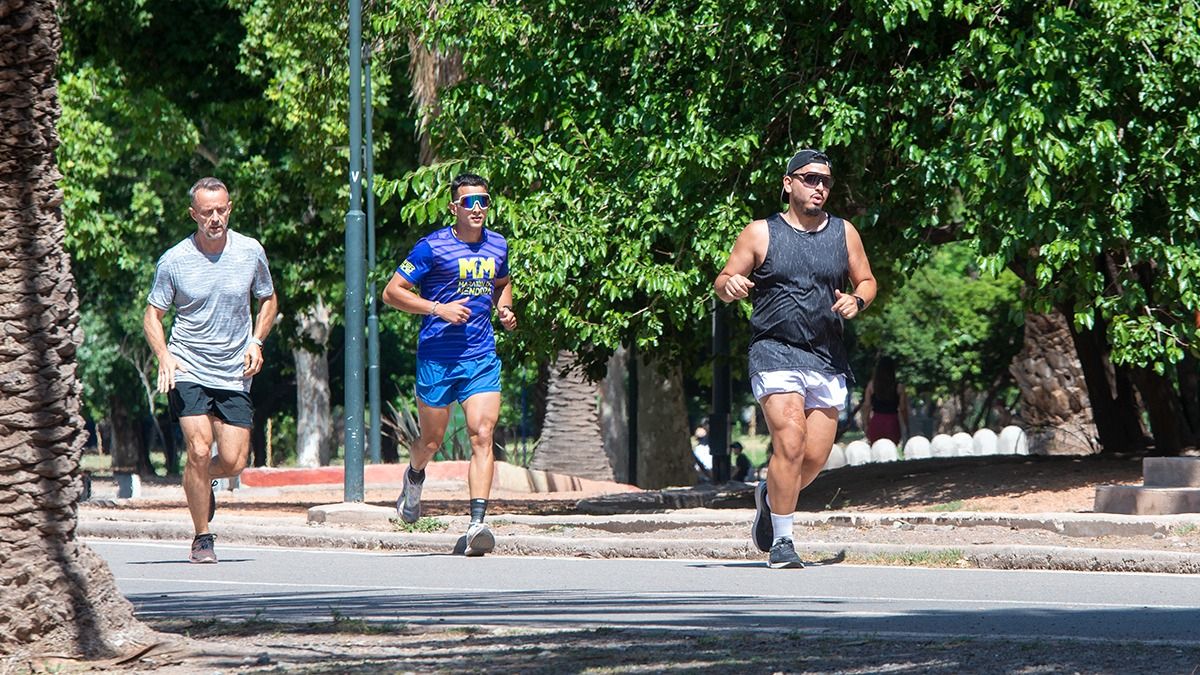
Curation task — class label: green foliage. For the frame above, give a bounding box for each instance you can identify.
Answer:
[856,243,1024,398]
[378,0,1200,382]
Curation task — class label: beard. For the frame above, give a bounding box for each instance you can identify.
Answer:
[802,206,823,217]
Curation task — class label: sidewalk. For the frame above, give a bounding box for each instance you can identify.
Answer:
[78,472,1200,573]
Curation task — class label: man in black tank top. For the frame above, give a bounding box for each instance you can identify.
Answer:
[714,149,877,569]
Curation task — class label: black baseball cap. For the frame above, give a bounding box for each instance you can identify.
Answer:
[781,149,831,202]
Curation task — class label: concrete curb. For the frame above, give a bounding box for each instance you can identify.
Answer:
[78,520,1200,574]
[483,511,1200,538]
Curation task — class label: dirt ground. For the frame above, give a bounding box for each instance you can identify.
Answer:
[791,453,1145,513]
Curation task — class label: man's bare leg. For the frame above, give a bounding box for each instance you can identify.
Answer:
[761,392,808,518]
[799,408,839,491]
[459,392,500,555]
[461,391,501,501]
[411,401,451,471]
[179,415,215,536]
[208,418,251,479]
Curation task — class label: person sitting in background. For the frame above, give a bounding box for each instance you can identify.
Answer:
[861,356,908,444]
[730,441,753,482]
[692,427,713,482]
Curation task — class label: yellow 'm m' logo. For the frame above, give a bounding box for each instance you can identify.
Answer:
[458,257,496,280]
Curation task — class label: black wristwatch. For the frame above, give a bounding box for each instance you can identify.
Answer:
[853,295,866,311]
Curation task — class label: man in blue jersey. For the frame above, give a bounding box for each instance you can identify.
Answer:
[714,150,877,569]
[382,173,516,556]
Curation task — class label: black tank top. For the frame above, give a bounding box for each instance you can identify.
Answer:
[748,212,852,380]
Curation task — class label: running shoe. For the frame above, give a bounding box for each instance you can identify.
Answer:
[190,533,217,564]
[768,537,803,569]
[752,480,773,552]
[396,468,423,523]
[464,522,495,557]
[208,480,217,523]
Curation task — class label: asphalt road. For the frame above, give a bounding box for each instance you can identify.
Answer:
[92,539,1200,644]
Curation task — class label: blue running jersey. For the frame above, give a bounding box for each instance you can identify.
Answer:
[396,225,509,362]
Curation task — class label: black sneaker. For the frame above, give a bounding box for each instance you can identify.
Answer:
[751,481,773,552]
[768,537,803,569]
[190,533,218,564]
[208,480,217,523]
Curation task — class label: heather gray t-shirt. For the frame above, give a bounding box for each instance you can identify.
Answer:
[148,230,275,392]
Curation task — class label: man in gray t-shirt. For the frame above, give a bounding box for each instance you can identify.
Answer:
[143,177,278,564]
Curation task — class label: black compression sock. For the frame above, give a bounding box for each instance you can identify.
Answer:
[470,498,487,524]
[408,466,426,484]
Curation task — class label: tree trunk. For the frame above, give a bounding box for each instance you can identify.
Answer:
[1067,312,1148,453]
[1010,311,1099,455]
[1127,365,1199,455]
[293,297,333,467]
[408,26,463,165]
[635,354,693,489]
[0,0,150,656]
[599,347,629,483]
[531,351,616,481]
[108,393,150,474]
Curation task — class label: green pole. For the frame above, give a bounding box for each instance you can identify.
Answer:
[365,48,382,464]
[343,0,365,502]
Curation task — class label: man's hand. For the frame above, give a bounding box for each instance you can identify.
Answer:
[498,305,517,331]
[435,298,472,325]
[832,289,861,319]
[243,343,264,377]
[156,353,186,393]
[722,274,756,300]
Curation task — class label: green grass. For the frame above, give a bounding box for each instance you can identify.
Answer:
[1170,523,1198,537]
[391,517,449,533]
[853,549,969,567]
[925,500,965,512]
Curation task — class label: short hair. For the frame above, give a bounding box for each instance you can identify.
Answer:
[450,173,489,199]
[189,177,229,205]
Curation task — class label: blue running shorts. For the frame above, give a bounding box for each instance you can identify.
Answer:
[416,353,502,408]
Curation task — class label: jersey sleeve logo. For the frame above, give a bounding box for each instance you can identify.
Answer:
[399,259,416,275]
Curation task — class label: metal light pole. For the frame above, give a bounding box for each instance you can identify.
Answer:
[343,0,365,502]
[365,48,382,465]
[710,301,732,483]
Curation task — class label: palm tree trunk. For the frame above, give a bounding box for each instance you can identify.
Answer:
[0,0,149,656]
[1010,311,1100,454]
[531,351,616,480]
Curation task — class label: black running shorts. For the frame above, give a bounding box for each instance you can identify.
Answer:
[169,382,254,429]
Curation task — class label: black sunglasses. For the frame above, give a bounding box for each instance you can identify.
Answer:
[789,172,834,189]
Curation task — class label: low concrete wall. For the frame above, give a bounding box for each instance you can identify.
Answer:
[241,461,640,495]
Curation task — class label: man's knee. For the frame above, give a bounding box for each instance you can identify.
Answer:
[416,436,442,454]
[185,442,212,467]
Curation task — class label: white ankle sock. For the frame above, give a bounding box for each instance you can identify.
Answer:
[771,513,794,541]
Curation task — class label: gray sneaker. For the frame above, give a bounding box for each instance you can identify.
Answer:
[768,537,803,569]
[396,469,423,524]
[464,522,495,557]
[190,533,217,564]
[751,481,773,552]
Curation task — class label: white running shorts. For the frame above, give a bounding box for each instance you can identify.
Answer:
[751,369,848,410]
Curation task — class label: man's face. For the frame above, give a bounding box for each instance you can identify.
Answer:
[784,163,833,216]
[449,185,490,230]
[189,188,232,241]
